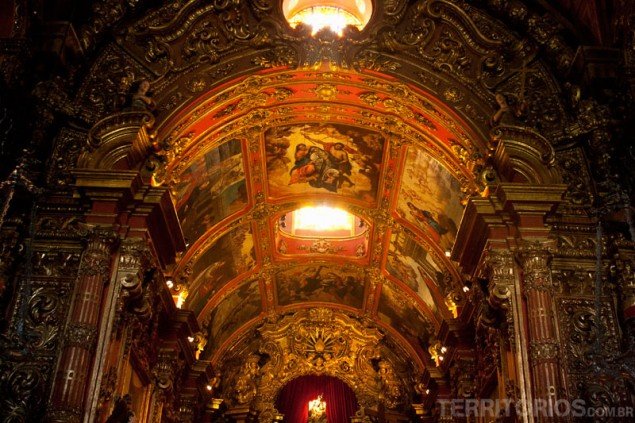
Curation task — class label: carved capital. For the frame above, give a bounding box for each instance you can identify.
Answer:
[153,349,181,394]
[178,395,198,422]
[118,239,150,271]
[517,242,553,292]
[77,229,118,278]
[484,249,515,308]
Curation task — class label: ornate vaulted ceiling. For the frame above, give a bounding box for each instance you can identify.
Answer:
[62,0,584,385]
[160,67,477,363]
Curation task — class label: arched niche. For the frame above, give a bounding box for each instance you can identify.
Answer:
[275,374,359,423]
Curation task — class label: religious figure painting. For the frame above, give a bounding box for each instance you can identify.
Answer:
[275,264,365,309]
[264,124,384,203]
[396,147,463,250]
[385,232,443,312]
[377,282,432,350]
[202,279,261,359]
[174,138,248,242]
[186,224,256,315]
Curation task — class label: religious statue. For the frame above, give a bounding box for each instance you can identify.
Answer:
[128,79,155,112]
[377,360,402,408]
[105,395,135,423]
[233,354,260,404]
[308,395,327,423]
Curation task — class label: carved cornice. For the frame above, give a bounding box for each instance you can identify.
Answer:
[78,111,155,170]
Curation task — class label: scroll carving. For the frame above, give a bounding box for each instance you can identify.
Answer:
[484,249,514,308]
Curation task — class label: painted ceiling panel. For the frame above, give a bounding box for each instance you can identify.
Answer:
[377,281,433,353]
[186,223,256,315]
[201,278,262,360]
[275,263,366,309]
[386,231,444,313]
[174,137,248,242]
[396,146,464,251]
[264,123,385,203]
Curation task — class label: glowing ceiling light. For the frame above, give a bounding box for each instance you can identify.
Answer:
[293,206,354,232]
[283,0,372,37]
[288,6,361,36]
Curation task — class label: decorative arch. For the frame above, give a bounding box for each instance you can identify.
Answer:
[52,0,608,419]
[218,308,420,421]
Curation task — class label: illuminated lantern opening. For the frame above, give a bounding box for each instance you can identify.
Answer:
[280,205,367,238]
[282,0,373,36]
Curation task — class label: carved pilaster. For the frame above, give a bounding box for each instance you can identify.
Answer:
[178,395,198,423]
[150,348,183,421]
[517,242,564,420]
[483,248,536,423]
[518,245,553,293]
[47,229,117,422]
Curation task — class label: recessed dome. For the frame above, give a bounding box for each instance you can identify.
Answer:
[282,0,373,36]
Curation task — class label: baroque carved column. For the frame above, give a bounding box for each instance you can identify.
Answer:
[517,243,564,416]
[150,348,182,422]
[485,249,536,423]
[87,238,152,420]
[47,229,117,422]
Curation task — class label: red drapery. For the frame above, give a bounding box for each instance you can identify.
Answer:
[275,375,359,423]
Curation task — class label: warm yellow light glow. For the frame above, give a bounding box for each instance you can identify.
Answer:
[294,206,354,232]
[288,6,362,36]
[175,290,187,309]
[308,394,326,415]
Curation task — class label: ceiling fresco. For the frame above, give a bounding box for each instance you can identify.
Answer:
[275,263,366,309]
[377,281,434,355]
[385,231,446,314]
[201,278,262,360]
[173,137,248,242]
[160,67,477,366]
[16,0,611,413]
[186,223,256,315]
[264,123,385,203]
[396,146,464,252]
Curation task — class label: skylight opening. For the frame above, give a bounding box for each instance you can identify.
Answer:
[293,206,354,233]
